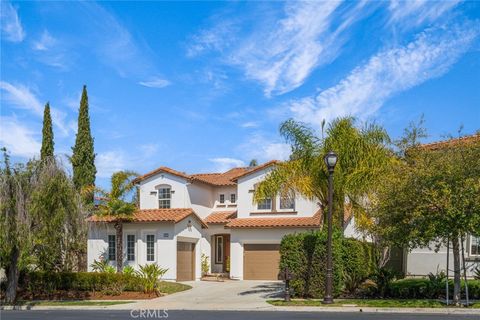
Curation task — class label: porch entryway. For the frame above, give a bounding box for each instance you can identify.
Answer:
[211,234,230,274]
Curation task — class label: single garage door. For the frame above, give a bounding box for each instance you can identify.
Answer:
[177,242,195,281]
[243,244,280,280]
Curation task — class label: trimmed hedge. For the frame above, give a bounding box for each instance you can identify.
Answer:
[20,271,143,294]
[390,278,480,299]
[279,230,376,298]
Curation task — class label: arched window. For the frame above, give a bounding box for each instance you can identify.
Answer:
[156,185,171,209]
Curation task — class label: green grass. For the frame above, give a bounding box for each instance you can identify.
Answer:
[158,281,192,294]
[268,299,480,308]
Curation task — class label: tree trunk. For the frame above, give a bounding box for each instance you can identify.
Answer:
[5,246,20,304]
[114,221,123,273]
[452,236,461,305]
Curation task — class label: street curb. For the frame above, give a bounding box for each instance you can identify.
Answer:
[2,304,480,315]
[270,306,480,315]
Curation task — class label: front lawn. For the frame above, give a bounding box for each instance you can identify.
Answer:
[268,299,480,308]
[157,281,192,295]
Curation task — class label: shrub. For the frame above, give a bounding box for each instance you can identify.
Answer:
[280,231,343,298]
[135,264,168,294]
[20,271,143,296]
[389,278,480,299]
[90,259,115,273]
[123,265,135,276]
[201,254,209,276]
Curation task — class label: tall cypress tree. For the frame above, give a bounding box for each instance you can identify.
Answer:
[71,85,96,205]
[40,102,54,160]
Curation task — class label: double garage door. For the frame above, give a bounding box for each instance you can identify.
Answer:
[177,242,195,281]
[243,244,280,280]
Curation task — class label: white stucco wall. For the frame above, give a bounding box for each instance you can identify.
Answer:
[87,217,204,281]
[406,240,479,278]
[236,168,318,218]
[138,173,191,210]
[229,228,316,280]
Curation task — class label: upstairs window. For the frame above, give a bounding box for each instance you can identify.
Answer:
[257,198,272,210]
[108,235,116,261]
[230,194,236,203]
[158,186,171,209]
[471,235,480,256]
[280,192,295,210]
[219,194,225,204]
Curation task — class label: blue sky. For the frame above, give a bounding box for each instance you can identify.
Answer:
[1,1,479,189]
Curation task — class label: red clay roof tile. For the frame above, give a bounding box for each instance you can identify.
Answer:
[225,209,321,229]
[87,208,208,228]
[203,211,237,224]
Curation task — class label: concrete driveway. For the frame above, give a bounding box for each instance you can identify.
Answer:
[129,280,283,311]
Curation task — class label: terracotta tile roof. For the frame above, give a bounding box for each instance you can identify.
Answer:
[133,167,190,184]
[191,167,250,186]
[87,208,208,228]
[231,160,280,181]
[204,211,237,224]
[419,134,480,151]
[225,210,321,229]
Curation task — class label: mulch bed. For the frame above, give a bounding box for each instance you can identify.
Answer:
[18,290,159,300]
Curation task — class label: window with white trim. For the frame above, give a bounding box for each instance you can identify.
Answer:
[108,235,116,261]
[257,198,272,210]
[470,235,480,256]
[230,194,236,203]
[219,194,225,204]
[215,235,224,264]
[158,186,171,209]
[127,235,135,261]
[146,234,155,261]
[280,192,295,210]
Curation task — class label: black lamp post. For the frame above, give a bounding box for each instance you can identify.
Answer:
[323,151,338,304]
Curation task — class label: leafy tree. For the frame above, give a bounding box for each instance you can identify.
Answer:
[254,117,392,230]
[92,171,138,272]
[40,102,54,160]
[372,132,480,304]
[249,159,258,167]
[71,85,96,205]
[0,149,85,303]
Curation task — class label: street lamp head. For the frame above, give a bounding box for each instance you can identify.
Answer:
[324,151,338,172]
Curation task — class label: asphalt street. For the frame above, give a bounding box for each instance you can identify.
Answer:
[2,310,479,320]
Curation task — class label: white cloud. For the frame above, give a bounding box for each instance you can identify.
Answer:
[240,121,259,128]
[0,81,71,136]
[188,1,368,96]
[32,30,56,51]
[388,0,461,27]
[96,150,127,178]
[288,22,479,127]
[209,158,246,172]
[139,77,171,88]
[0,117,40,158]
[1,1,25,42]
[139,143,159,157]
[238,133,291,163]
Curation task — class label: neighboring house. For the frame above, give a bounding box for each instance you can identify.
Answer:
[88,161,335,281]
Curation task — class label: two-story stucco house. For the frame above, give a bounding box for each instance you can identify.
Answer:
[87,161,328,281]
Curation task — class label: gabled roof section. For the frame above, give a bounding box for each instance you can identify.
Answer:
[225,209,321,229]
[419,134,480,151]
[231,160,280,181]
[191,167,250,186]
[204,211,237,224]
[133,166,190,184]
[87,208,208,228]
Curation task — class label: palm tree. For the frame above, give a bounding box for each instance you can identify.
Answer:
[254,117,392,231]
[92,171,138,272]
